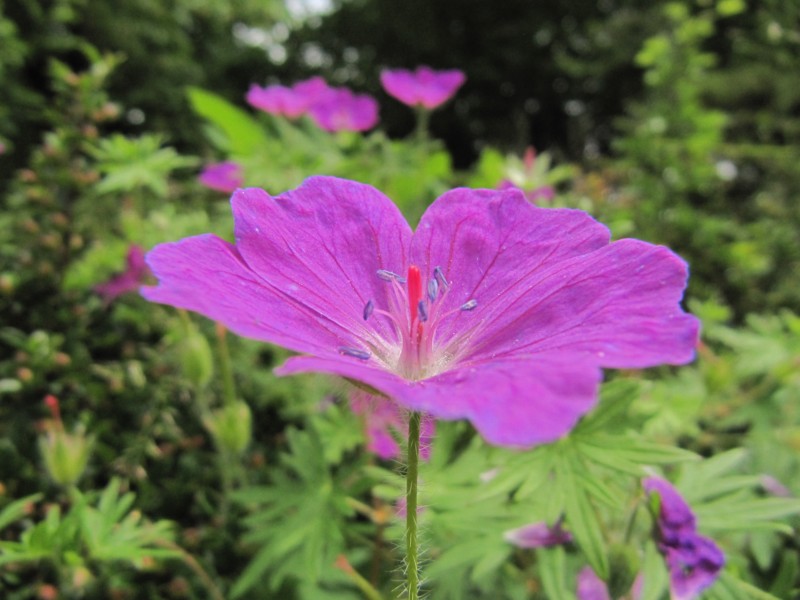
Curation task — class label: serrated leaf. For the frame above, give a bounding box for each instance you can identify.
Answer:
[556,450,609,578]
[574,380,641,435]
[538,546,577,600]
[0,494,43,532]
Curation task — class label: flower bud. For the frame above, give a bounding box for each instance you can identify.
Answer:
[203,401,252,456]
[39,395,93,486]
[39,427,93,486]
[177,328,214,389]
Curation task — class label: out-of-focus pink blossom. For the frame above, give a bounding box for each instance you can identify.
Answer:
[760,475,792,497]
[498,179,555,205]
[309,88,379,132]
[198,162,244,193]
[380,66,465,110]
[644,477,725,600]
[95,245,149,302]
[498,147,556,204]
[350,391,434,460]
[246,76,330,119]
[503,519,572,548]
[576,568,643,600]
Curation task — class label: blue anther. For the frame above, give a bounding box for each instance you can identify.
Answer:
[376,269,406,283]
[418,301,429,322]
[363,299,374,320]
[338,346,371,360]
[460,299,478,311]
[427,278,439,301]
[433,266,449,289]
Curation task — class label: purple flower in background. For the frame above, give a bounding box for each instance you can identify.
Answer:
[309,88,379,132]
[577,567,611,600]
[350,391,434,460]
[95,245,149,302]
[143,176,698,447]
[498,147,556,205]
[198,161,244,193]
[246,76,330,119]
[498,179,555,205]
[503,519,572,548]
[380,66,466,110]
[577,568,643,600]
[643,477,725,600]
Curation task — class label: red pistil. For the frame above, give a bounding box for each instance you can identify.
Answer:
[407,265,423,340]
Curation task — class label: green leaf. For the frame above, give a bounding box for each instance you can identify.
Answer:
[556,448,609,578]
[538,546,577,600]
[187,86,269,156]
[0,494,43,532]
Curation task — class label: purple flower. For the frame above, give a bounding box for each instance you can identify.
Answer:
[309,88,379,132]
[380,66,466,110]
[643,477,725,600]
[142,176,699,447]
[503,519,572,548]
[760,474,792,497]
[577,567,611,600]
[350,391,434,460]
[498,179,556,205]
[577,568,643,600]
[198,161,244,193]
[246,76,331,119]
[95,245,149,302]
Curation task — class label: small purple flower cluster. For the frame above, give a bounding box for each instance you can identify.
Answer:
[245,66,465,133]
[246,75,379,132]
[644,477,725,600]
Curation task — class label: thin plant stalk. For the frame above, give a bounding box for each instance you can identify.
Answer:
[406,411,422,600]
[215,323,236,406]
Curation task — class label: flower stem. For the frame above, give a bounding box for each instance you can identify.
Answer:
[215,323,236,406]
[406,411,421,600]
[414,107,430,145]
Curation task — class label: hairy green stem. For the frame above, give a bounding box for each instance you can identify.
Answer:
[406,412,421,600]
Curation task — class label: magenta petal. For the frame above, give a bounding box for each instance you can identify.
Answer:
[231,177,412,350]
[410,187,610,344]
[277,352,601,447]
[143,234,350,355]
[411,187,698,368]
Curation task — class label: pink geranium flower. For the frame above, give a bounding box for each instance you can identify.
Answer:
[643,477,725,600]
[198,161,244,193]
[246,76,330,119]
[142,177,698,447]
[95,245,149,302]
[308,88,379,132]
[380,66,465,110]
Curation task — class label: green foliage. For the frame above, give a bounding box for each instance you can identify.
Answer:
[88,133,198,197]
[0,479,179,592]
[230,419,367,598]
